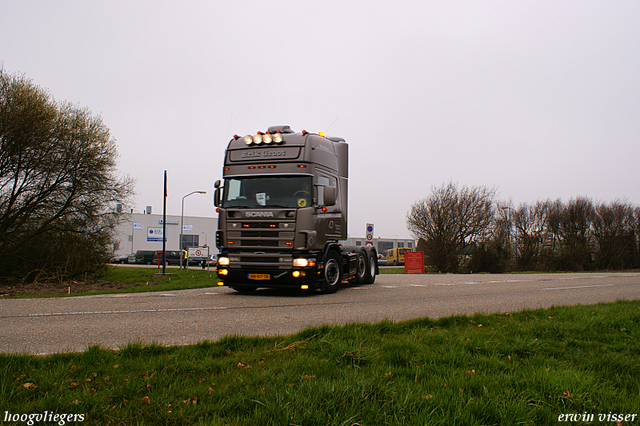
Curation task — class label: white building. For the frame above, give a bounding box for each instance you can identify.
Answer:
[342,237,416,254]
[112,213,218,257]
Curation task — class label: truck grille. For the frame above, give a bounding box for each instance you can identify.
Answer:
[225,214,296,268]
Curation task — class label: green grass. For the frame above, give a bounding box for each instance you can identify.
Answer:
[4,267,221,298]
[1,300,639,425]
[99,266,220,291]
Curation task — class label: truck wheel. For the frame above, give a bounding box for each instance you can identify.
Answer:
[322,251,342,294]
[354,249,368,284]
[364,250,377,285]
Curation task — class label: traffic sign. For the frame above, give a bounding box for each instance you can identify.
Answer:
[188,246,209,259]
[365,223,374,246]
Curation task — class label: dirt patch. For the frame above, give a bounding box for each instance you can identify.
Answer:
[0,280,156,297]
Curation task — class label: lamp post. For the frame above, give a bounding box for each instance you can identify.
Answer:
[501,206,514,272]
[180,190,207,269]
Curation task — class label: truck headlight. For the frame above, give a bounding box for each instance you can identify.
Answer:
[218,256,230,266]
[293,258,315,268]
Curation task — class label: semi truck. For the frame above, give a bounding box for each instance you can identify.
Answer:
[214,125,378,293]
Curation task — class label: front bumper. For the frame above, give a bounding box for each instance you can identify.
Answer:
[216,266,322,290]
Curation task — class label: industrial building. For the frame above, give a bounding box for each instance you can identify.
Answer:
[342,237,415,254]
[112,213,218,258]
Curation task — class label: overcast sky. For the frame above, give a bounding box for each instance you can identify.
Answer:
[2,1,639,239]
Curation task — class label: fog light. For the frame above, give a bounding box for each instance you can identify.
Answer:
[218,269,229,276]
[217,281,224,286]
[292,271,301,278]
[301,285,309,290]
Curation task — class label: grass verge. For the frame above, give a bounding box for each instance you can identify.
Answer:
[1,267,220,298]
[1,300,638,425]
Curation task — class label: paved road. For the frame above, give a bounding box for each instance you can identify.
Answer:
[1,272,639,355]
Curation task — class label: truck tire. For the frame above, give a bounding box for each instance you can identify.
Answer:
[321,251,342,294]
[354,249,368,284]
[364,249,377,285]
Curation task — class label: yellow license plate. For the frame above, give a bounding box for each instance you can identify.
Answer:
[248,274,270,280]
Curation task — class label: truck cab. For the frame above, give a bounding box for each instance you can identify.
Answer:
[214,125,377,293]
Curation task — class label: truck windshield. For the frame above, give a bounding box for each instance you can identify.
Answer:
[223,176,313,209]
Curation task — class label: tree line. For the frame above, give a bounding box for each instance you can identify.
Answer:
[0,69,133,284]
[407,182,640,273]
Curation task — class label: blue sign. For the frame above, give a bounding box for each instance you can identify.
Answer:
[147,227,165,242]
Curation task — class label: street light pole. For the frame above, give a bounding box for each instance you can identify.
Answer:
[180,190,207,269]
[501,205,514,272]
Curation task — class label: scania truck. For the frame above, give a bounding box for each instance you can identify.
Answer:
[214,125,378,293]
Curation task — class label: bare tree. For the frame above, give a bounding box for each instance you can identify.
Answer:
[592,201,637,269]
[547,197,595,271]
[0,69,134,283]
[406,182,496,273]
[513,200,549,270]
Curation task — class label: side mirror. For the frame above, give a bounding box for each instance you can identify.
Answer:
[214,181,222,207]
[323,186,336,206]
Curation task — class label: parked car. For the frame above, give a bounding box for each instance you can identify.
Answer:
[377,253,387,266]
[110,254,131,264]
[195,254,217,269]
[153,250,182,265]
[131,250,154,264]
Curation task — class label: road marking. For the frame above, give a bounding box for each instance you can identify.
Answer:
[541,284,615,291]
[0,306,229,319]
